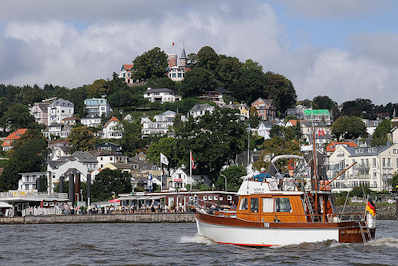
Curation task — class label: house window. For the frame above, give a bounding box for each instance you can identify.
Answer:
[203,196,207,201]
[373,158,376,167]
[388,158,391,167]
[227,195,232,201]
[383,158,386,167]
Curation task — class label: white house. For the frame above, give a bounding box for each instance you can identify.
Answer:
[17,172,47,192]
[48,98,74,125]
[102,116,123,139]
[189,104,215,119]
[84,97,112,118]
[144,88,182,104]
[47,151,98,190]
[256,121,272,140]
[327,144,398,192]
[167,49,189,82]
[81,116,102,128]
[90,150,128,176]
[169,167,196,191]
[29,97,57,126]
[141,110,185,136]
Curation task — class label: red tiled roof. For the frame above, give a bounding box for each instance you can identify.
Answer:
[326,141,358,152]
[123,64,134,71]
[2,128,28,147]
[104,116,120,128]
[287,120,298,127]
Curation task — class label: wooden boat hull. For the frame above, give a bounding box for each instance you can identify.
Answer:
[195,213,369,246]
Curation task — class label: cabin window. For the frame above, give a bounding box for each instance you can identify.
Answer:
[261,198,273,212]
[239,198,248,210]
[250,198,259,213]
[275,198,291,212]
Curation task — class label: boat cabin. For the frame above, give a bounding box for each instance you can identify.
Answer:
[236,192,334,223]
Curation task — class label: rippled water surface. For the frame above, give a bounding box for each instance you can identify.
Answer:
[1,220,398,265]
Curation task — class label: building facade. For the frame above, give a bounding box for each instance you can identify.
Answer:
[143,88,182,104]
[48,99,74,125]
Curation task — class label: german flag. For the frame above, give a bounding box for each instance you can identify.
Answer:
[366,199,376,217]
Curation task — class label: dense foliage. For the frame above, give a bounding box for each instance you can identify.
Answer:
[0,129,47,191]
[331,116,367,140]
[91,169,132,201]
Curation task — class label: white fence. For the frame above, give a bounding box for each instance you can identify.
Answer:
[22,207,63,217]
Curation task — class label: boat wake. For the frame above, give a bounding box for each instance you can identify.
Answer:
[179,234,214,245]
[366,238,398,248]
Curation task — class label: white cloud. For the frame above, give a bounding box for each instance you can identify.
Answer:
[274,0,394,17]
[298,49,395,104]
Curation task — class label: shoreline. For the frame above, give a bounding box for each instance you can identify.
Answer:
[0,213,196,224]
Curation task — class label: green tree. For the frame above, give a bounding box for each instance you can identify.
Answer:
[0,129,47,191]
[197,46,219,71]
[216,55,242,89]
[331,116,367,140]
[120,120,142,155]
[389,172,398,192]
[147,137,181,169]
[341,98,376,120]
[216,165,246,191]
[181,67,218,97]
[312,95,339,119]
[132,47,168,81]
[253,137,301,171]
[146,77,176,89]
[175,108,247,183]
[91,169,132,201]
[87,79,108,98]
[371,119,392,146]
[264,72,297,116]
[68,126,97,152]
[230,67,268,103]
[0,103,36,132]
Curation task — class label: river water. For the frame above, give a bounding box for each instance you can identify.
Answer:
[1,220,398,265]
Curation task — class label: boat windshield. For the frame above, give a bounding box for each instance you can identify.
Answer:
[250,198,259,213]
[275,198,291,212]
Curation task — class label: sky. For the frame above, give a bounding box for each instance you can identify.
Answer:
[0,0,397,105]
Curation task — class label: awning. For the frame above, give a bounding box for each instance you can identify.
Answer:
[0,201,13,208]
[119,195,166,201]
[108,199,120,203]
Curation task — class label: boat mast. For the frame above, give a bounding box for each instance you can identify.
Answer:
[312,122,319,221]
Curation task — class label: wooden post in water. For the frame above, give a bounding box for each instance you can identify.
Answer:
[69,173,75,207]
[86,173,91,208]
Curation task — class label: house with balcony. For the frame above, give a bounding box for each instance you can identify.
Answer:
[102,116,123,139]
[251,98,276,121]
[143,88,182,104]
[17,172,47,192]
[189,104,215,119]
[327,144,398,192]
[89,150,128,176]
[84,97,112,119]
[141,111,181,136]
[47,98,74,125]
